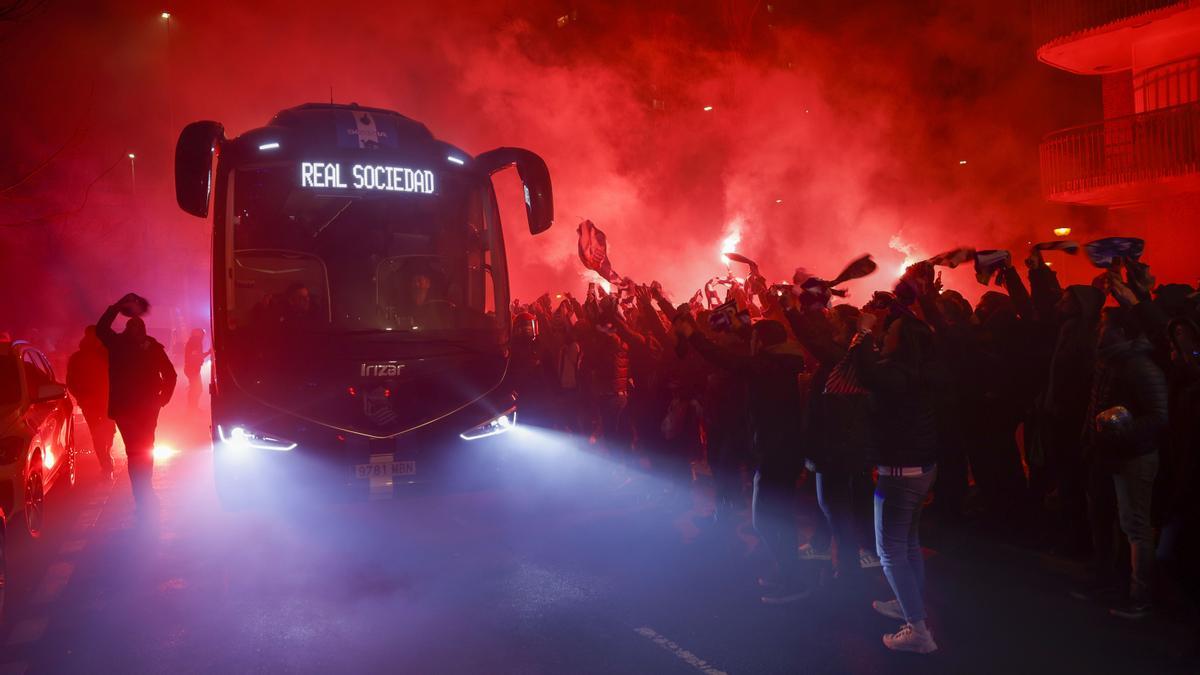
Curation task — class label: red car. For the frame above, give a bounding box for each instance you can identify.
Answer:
[0,340,77,537]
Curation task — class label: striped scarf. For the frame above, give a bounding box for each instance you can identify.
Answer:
[824,346,870,396]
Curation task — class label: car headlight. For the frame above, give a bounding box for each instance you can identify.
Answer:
[459,408,517,441]
[217,425,297,452]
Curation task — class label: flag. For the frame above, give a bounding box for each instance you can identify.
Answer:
[1033,240,1081,254]
[708,299,738,331]
[928,247,975,268]
[1085,237,1144,268]
[974,250,1011,286]
[723,252,760,277]
[577,220,622,283]
[829,254,878,286]
[798,277,835,309]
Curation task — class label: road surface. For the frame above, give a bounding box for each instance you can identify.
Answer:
[1,406,1194,674]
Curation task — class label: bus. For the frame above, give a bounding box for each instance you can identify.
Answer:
[174,102,553,507]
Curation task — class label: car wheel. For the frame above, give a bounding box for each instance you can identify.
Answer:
[24,460,45,539]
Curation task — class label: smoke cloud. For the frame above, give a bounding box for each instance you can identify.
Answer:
[1,0,1112,344]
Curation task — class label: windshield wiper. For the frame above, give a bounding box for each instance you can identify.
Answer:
[312,200,353,239]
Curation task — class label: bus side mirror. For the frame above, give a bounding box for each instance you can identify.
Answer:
[475,147,554,236]
[175,121,224,218]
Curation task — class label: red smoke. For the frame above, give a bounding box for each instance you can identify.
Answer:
[2,0,1187,339]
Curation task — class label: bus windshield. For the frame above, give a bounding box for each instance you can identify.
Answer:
[226,166,508,347]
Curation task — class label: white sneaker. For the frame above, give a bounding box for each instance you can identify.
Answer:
[859,550,882,569]
[797,543,832,561]
[882,623,938,654]
[872,599,905,621]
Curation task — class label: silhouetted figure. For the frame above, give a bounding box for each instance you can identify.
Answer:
[391,266,454,329]
[184,328,210,410]
[276,283,320,327]
[96,293,177,508]
[67,325,116,479]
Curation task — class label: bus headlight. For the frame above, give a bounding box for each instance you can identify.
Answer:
[459,408,517,441]
[217,425,297,452]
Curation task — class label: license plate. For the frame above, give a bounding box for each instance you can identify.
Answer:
[354,460,415,479]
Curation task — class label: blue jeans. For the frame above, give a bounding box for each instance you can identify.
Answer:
[875,466,937,623]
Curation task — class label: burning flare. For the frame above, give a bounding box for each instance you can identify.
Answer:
[720,219,743,266]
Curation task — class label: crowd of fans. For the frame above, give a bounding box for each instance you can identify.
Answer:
[508,242,1200,654]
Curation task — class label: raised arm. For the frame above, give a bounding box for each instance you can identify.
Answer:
[673,314,747,373]
[96,303,122,350]
[1000,265,1035,322]
[783,306,843,367]
[1026,254,1063,323]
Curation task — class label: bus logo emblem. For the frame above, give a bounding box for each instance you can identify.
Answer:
[361,363,405,377]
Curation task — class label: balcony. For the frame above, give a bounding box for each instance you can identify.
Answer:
[1040,101,1200,205]
[1033,0,1198,74]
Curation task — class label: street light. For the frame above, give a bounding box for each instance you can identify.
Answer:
[162,11,174,145]
[128,152,136,197]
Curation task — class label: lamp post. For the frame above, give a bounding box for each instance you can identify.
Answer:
[162,11,173,145]
[128,152,137,197]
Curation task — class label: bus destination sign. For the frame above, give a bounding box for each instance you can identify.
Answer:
[300,161,435,194]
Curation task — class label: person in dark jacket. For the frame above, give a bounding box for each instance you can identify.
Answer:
[785,300,878,578]
[67,326,116,479]
[183,328,210,411]
[853,312,943,654]
[693,320,752,526]
[589,297,633,460]
[676,314,810,604]
[97,294,177,508]
[964,271,1040,529]
[1083,306,1169,620]
[1042,283,1106,553]
[1156,316,1200,611]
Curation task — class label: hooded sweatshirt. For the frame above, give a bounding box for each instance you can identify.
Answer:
[1085,334,1168,461]
[1045,285,1105,422]
[687,333,807,472]
[96,305,177,419]
[67,334,110,411]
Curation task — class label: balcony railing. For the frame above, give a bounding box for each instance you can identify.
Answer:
[1040,101,1200,201]
[1032,0,1185,48]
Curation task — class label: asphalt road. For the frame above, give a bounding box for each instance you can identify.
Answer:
[1,405,1195,674]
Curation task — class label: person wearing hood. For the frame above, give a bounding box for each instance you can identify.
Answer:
[67,325,116,479]
[183,328,210,411]
[674,314,810,605]
[1081,305,1168,620]
[97,294,177,508]
[852,312,946,655]
[783,296,879,580]
[963,268,1042,530]
[1042,282,1106,553]
[1156,315,1200,615]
